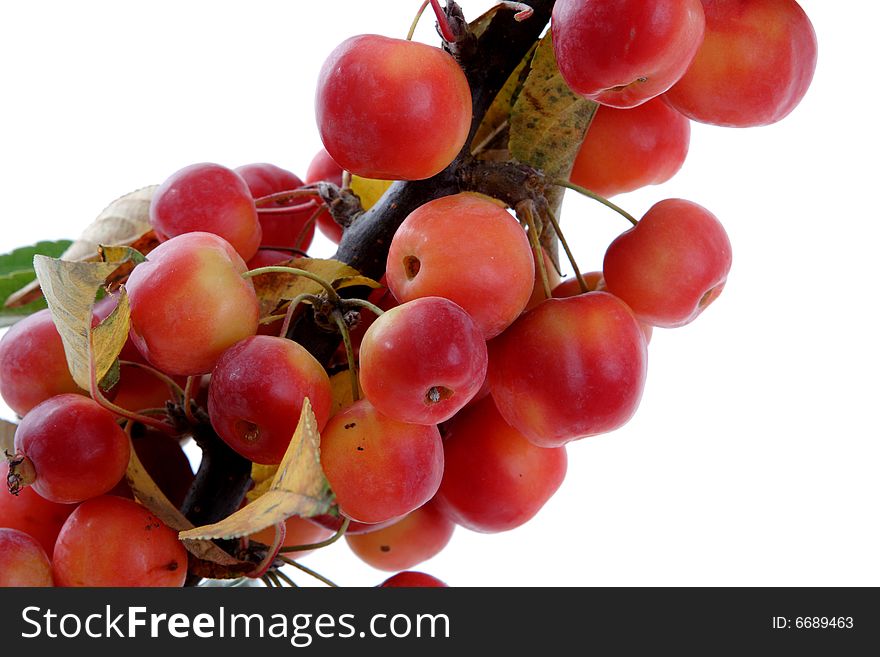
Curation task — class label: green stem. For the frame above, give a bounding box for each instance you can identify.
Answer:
[279,517,350,553]
[552,179,638,227]
[279,293,322,338]
[543,204,587,294]
[407,0,431,40]
[243,266,340,303]
[343,298,386,318]
[278,556,339,588]
[183,375,199,425]
[274,569,298,588]
[332,310,359,402]
[519,201,551,299]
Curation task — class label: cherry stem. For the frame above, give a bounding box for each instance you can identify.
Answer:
[279,293,322,338]
[277,555,338,588]
[429,0,457,42]
[342,298,386,318]
[262,572,280,588]
[273,569,298,588]
[543,204,588,294]
[331,310,360,403]
[260,314,287,325]
[279,516,350,553]
[552,179,638,227]
[89,357,176,435]
[295,204,327,251]
[258,245,310,259]
[242,266,340,303]
[183,375,200,425]
[407,0,431,40]
[252,521,287,579]
[119,360,185,402]
[518,200,552,299]
[254,187,321,209]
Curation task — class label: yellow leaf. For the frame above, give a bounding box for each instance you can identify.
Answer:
[509,33,598,180]
[1,419,15,454]
[179,399,333,541]
[350,176,393,210]
[472,44,535,155]
[332,275,383,292]
[252,257,362,317]
[33,255,135,390]
[246,463,278,503]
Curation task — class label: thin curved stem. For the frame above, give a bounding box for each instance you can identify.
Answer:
[552,179,638,227]
[279,516,350,553]
[295,204,327,251]
[183,375,199,425]
[259,314,287,325]
[277,556,338,588]
[429,0,457,42]
[119,360,185,401]
[331,310,360,403]
[243,266,340,303]
[543,204,587,294]
[254,188,321,208]
[343,298,386,318]
[279,293,322,338]
[519,201,551,299]
[407,0,431,40]
[252,521,287,580]
[274,569,298,588]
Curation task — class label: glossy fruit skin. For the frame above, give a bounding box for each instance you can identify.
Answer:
[319,399,444,524]
[379,571,447,587]
[603,198,732,327]
[14,394,131,504]
[235,163,316,251]
[489,293,648,447]
[359,297,487,425]
[553,273,653,344]
[570,97,691,198]
[552,0,706,108]
[126,232,259,376]
[0,462,75,554]
[53,496,187,587]
[386,193,534,339]
[209,335,332,465]
[664,0,818,127]
[0,309,83,416]
[316,35,472,180]
[0,528,53,587]
[305,148,344,243]
[346,501,455,572]
[435,397,567,532]
[151,162,262,261]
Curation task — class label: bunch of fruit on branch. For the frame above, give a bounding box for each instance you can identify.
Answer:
[0,0,816,587]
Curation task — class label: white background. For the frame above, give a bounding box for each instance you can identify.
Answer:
[1,1,877,587]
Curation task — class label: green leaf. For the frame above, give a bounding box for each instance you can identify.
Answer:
[509,33,598,180]
[180,399,334,541]
[0,240,73,326]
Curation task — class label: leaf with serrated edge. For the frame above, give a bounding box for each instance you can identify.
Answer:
[509,33,598,181]
[1,419,16,455]
[350,176,393,211]
[253,257,362,317]
[125,434,253,571]
[180,399,333,541]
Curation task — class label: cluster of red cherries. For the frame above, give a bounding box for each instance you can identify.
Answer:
[1,0,816,587]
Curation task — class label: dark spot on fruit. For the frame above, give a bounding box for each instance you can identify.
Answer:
[235,419,261,443]
[356,446,364,451]
[167,561,179,571]
[380,545,390,553]
[345,422,357,430]
[403,255,421,280]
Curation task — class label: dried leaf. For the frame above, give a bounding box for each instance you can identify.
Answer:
[332,275,383,292]
[33,249,140,390]
[1,419,16,454]
[509,33,598,180]
[246,463,279,504]
[252,257,363,317]
[350,176,393,211]
[61,186,157,262]
[125,436,254,572]
[471,44,535,155]
[179,399,334,541]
